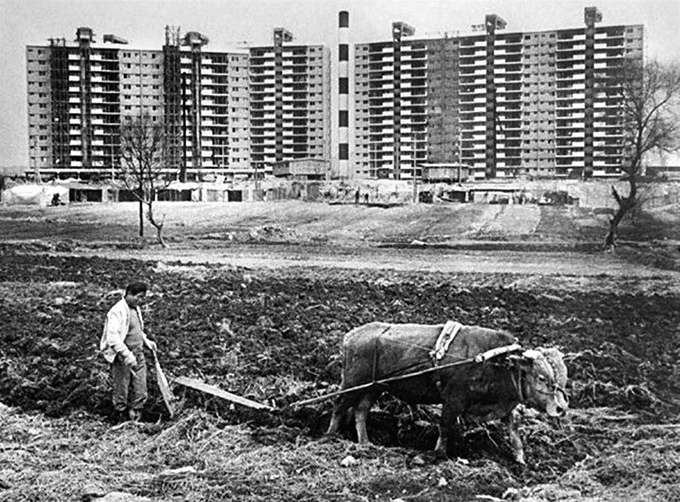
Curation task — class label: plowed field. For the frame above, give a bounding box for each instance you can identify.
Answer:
[1,201,680,501]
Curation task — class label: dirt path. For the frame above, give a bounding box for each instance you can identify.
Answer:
[54,242,677,278]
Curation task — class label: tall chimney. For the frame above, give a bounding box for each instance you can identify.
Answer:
[338,11,350,178]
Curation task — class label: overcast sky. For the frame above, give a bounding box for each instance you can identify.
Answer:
[1,0,679,168]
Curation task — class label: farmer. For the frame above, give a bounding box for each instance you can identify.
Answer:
[100,281,157,423]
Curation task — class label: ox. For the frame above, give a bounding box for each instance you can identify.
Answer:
[325,322,568,464]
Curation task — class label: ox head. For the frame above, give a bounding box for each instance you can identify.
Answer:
[513,347,569,417]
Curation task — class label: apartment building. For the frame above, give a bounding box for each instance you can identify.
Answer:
[162,28,251,180]
[26,26,330,180]
[249,28,331,173]
[352,8,644,180]
[26,9,643,182]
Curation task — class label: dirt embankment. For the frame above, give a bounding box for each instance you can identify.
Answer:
[2,199,680,275]
[0,198,678,245]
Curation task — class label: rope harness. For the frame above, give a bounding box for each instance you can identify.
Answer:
[430,321,463,363]
[525,353,569,404]
[427,321,524,399]
[294,322,564,409]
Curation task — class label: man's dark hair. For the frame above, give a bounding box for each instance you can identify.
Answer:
[125,282,148,296]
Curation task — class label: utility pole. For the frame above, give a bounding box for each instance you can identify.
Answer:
[457,128,462,183]
[31,137,42,184]
[254,163,261,192]
[111,144,115,181]
[412,164,418,204]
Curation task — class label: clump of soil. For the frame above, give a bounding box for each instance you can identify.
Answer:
[1,252,679,498]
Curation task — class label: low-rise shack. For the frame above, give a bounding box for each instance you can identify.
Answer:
[272,159,329,180]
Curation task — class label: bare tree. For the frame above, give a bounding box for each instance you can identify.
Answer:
[600,59,680,251]
[119,113,173,247]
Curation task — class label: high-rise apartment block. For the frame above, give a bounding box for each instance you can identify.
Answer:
[249,28,331,171]
[26,26,330,180]
[26,7,644,182]
[352,8,643,180]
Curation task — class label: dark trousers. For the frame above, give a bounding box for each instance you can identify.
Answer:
[111,350,147,412]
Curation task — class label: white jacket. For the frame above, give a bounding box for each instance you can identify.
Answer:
[100,297,152,363]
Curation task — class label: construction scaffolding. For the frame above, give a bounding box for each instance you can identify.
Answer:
[391,21,416,180]
[76,27,94,170]
[273,28,293,163]
[426,37,460,164]
[49,38,70,174]
[183,31,209,176]
[163,26,184,179]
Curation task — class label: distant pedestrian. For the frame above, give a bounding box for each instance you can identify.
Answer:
[355,189,361,204]
[100,281,157,423]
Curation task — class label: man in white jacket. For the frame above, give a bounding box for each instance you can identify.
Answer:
[100,282,157,423]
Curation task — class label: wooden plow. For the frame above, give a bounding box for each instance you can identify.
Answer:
[159,343,522,415]
[173,376,275,412]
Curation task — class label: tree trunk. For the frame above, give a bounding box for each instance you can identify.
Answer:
[146,201,166,248]
[154,223,166,248]
[138,198,144,238]
[604,212,623,252]
[604,178,637,252]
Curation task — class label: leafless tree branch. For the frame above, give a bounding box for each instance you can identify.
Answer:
[598,59,680,251]
[119,113,175,247]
